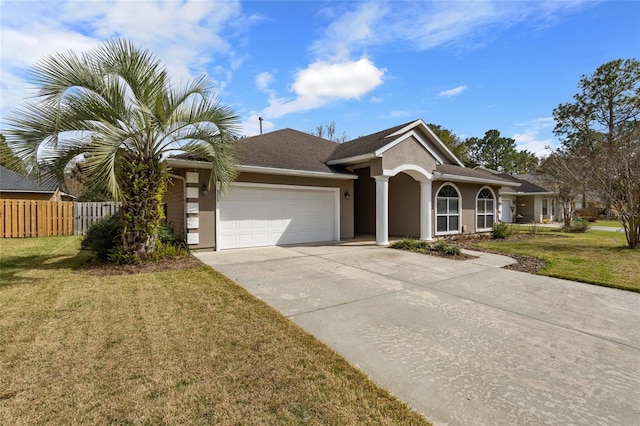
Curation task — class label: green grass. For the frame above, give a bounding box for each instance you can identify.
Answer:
[592,219,624,228]
[471,229,640,292]
[0,236,430,425]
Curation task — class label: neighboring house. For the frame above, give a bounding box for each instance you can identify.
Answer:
[0,165,71,201]
[486,171,564,223]
[164,119,521,251]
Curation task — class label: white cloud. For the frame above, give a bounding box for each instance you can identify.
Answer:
[256,72,274,91]
[310,3,389,61]
[512,117,559,157]
[260,58,385,119]
[0,0,247,116]
[438,85,467,97]
[242,114,273,137]
[512,131,554,158]
[293,59,384,100]
[311,1,594,59]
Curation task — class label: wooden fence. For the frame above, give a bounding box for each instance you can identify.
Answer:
[0,200,121,238]
[0,200,74,238]
[73,202,121,235]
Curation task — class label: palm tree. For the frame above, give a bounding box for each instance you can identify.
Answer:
[2,39,239,260]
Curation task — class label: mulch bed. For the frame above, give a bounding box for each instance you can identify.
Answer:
[395,247,477,261]
[81,255,203,276]
[451,234,549,274]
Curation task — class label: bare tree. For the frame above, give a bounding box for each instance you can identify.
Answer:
[539,152,582,227]
[308,121,349,143]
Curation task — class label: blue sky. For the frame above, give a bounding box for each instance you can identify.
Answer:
[1,1,638,157]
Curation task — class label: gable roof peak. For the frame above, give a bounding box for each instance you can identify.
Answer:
[326,118,464,167]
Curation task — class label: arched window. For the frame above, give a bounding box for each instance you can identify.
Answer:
[436,184,460,234]
[476,188,495,231]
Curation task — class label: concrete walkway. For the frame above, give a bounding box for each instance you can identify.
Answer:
[195,242,640,426]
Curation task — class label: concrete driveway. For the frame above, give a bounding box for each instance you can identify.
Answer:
[195,241,640,426]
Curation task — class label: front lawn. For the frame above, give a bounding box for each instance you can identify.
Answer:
[470,229,639,292]
[0,237,429,425]
[592,219,624,228]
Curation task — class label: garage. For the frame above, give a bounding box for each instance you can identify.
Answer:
[217,183,340,250]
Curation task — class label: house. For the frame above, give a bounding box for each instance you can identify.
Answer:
[0,165,70,201]
[164,119,521,250]
[487,171,565,223]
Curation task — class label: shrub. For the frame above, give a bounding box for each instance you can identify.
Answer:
[527,222,540,235]
[391,238,430,251]
[391,238,462,256]
[562,220,589,233]
[433,241,462,256]
[82,214,189,264]
[81,213,123,260]
[491,221,512,239]
[575,207,599,222]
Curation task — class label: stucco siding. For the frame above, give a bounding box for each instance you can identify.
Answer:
[346,158,383,177]
[516,195,536,223]
[164,175,185,240]
[353,167,375,235]
[389,173,420,237]
[382,136,437,174]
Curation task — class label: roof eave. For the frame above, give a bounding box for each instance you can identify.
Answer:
[166,158,357,180]
[325,153,378,166]
[434,172,521,187]
[237,165,357,180]
[516,191,556,196]
[0,189,57,194]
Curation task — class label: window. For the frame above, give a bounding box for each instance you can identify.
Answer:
[436,184,460,234]
[542,199,548,216]
[476,188,495,231]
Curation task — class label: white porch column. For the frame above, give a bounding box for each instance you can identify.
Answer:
[375,176,389,246]
[420,180,433,241]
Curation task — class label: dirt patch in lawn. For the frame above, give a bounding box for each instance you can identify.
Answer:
[81,254,203,276]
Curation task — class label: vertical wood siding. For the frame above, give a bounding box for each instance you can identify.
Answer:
[0,200,74,237]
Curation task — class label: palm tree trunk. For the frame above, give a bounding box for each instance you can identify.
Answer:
[119,153,169,260]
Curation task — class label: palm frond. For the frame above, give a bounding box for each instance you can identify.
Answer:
[3,38,239,199]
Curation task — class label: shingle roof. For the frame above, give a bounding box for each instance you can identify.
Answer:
[326,121,415,161]
[0,165,57,193]
[496,173,551,193]
[234,129,342,173]
[170,129,350,174]
[436,164,515,184]
[169,123,521,187]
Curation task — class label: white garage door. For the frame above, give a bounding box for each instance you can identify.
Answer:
[218,184,339,249]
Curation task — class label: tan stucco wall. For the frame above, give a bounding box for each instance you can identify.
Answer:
[346,158,383,176]
[194,170,216,250]
[433,181,500,234]
[516,195,536,223]
[353,167,375,235]
[164,174,185,240]
[164,169,216,251]
[389,172,420,237]
[382,135,438,175]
